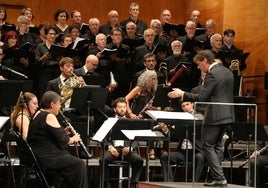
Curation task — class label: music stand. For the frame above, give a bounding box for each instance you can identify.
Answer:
[70,86,108,166]
[0,81,23,107]
[153,87,181,111]
[82,75,106,88]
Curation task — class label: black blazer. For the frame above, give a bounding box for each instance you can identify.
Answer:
[183,63,235,125]
[47,76,61,95]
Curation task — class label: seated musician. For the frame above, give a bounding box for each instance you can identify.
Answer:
[10,92,38,166]
[159,101,205,182]
[249,144,268,187]
[27,91,88,188]
[47,57,85,109]
[99,97,143,188]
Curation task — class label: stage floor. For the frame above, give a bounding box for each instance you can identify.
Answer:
[138,182,250,188]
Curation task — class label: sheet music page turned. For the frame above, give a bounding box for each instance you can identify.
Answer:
[0,116,10,130]
[121,130,161,140]
[146,110,196,120]
[92,118,118,142]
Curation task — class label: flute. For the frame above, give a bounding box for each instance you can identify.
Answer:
[58,111,92,159]
[239,145,268,168]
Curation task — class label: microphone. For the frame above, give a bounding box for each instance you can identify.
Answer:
[0,63,28,79]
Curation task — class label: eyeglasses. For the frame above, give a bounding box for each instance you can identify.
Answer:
[48,33,56,35]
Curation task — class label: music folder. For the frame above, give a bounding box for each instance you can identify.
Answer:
[122,37,145,49]
[80,23,89,35]
[99,48,117,56]
[163,23,186,36]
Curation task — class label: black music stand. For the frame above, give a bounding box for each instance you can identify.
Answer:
[153,87,181,111]
[227,122,268,184]
[82,75,106,88]
[70,86,108,163]
[0,81,23,111]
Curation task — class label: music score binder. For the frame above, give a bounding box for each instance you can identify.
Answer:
[163,23,186,36]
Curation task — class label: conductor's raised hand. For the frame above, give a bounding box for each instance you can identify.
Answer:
[167,88,183,98]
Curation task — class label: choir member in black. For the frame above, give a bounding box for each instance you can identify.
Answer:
[120,2,147,35]
[221,29,247,71]
[178,21,201,90]
[0,48,6,80]
[70,10,82,28]
[81,18,100,49]
[210,33,223,59]
[0,5,16,41]
[35,25,60,99]
[196,19,216,50]
[88,33,114,90]
[131,28,155,80]
[190,10,205,36]
[53,9,70,35]
[165,40,191,90]
[2,31,29,79]
[27,91,88,188]
[106,27,130,99]
[99,10,120,37]
[150,19,170,63]
[132,53,157,89]
[99,97,143,188]
[21,7,39,41]
[35,22,49,44]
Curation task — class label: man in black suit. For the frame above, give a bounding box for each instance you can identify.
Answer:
[73,54,99,76]
[168,50,235,187]
[99,97,143,188]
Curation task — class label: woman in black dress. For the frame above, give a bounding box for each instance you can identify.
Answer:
[27,91,88,188]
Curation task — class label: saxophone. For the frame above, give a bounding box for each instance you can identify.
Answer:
[59,72,82,104]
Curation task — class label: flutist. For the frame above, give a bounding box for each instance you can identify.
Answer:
[27,91,88,188]
[248,144,268,187]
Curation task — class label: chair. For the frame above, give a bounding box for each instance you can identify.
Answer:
[12,131,50,188]
[14,131,66,188]
[109,160,132,188]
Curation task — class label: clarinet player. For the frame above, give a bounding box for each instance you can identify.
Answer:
[27,91,88,188]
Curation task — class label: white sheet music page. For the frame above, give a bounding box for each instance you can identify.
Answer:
[0,116,10,130]
[121,130,159,140]
[146,110,196,120]
[92,117,118,142]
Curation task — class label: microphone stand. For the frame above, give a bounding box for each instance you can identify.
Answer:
[0,63,28,79]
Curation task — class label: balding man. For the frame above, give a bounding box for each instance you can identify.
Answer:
[81,18,100,47]
[99,10,120,36]
[190,10,205,36]
[74,54,99,76]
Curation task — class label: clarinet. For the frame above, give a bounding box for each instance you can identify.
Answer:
[239,145,268,168]
[58,111,92,158]
[166,64,187,87]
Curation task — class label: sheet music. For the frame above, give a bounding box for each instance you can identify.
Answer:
[146,110,196,120]
[72,37,86,49]
[121,130,161,140]
[0,116,9,130]
[92,118,118,142]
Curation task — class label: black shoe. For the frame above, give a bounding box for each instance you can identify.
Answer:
[204,179,227,187]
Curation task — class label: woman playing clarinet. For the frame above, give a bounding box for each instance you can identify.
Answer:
[27,91,88,188]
